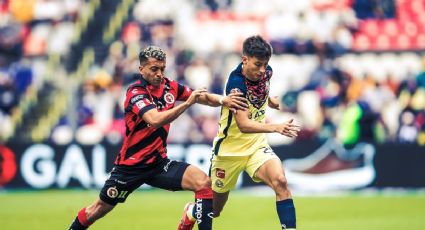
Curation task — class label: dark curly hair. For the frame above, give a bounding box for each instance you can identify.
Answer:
[139,46,166,65]
[242,35,272,60]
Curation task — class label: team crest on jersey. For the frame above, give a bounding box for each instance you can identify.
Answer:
[216,168,225,179]
[164,93,175,104]
[107,187,118,198]
[215,180,224,188]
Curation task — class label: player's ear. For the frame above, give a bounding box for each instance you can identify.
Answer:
[139,65,144,74]
[242,55,248,65]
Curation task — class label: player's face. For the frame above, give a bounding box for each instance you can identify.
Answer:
[242,55,269,82]
[139,57,166,88]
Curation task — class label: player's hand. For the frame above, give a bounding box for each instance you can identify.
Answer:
[222,91,249,114]
[186,88,207,106]
[268,96,280,110]
[275,119,300,138]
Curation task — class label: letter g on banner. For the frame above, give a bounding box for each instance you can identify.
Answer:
[0,145,17,186]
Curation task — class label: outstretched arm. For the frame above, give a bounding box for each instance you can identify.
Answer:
[234,109,300,137]
[197,91,249,112]
[142,89,206,128]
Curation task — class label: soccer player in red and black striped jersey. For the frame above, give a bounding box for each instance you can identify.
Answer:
[68,46,248,230]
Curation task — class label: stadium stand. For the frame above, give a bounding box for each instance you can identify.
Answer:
[0,0,424,146]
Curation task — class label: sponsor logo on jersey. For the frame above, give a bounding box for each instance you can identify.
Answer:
[254,109,265,119]
[136,100,146,109]
[130,95,145,103]
[216,168,225,179]
[107,186,118,198]
[114,179,127,185]
[163,160,172,172]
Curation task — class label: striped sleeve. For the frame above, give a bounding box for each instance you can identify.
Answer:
[126,89,156,116]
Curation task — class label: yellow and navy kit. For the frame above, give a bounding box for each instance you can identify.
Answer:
[212,63,273,156]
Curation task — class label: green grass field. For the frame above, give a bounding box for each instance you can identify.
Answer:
[0,189,424,230]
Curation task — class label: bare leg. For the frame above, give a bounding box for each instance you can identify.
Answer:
[212,191,229,218]
[181,165,211,191]
[68,199,114,229]
[255,158,291,201]
[85,199,115,223]
[255,158,296,229]
[178,165,213,230]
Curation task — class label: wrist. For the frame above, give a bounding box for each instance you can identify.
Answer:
[219,96,225,105]
[183,100,193,107]
[270,124,279,133]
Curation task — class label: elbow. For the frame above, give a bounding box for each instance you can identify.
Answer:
[237,124,250,133]
[146,118,163,128]
[150,123,162,129]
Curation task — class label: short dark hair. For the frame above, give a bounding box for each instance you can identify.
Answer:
[242,35,272,60]
[139,46,166,65]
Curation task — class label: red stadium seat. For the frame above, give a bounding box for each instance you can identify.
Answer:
[363,20,379,37]
[383,20,398,37]
[397,34,412,49]
[376,34,391,50]
[415,34,425,49]
[353,34,371,50]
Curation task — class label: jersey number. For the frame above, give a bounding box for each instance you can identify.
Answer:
[118,190,129,199]
[261,147,274,154]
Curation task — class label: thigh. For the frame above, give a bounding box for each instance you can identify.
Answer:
[180,164,210,191]
[147,159,189,191]
[246,146,280,183]
[99,167,146,205]
[254,158,286,187]
[210,155,246,193]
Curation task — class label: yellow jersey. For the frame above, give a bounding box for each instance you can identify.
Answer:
[212,63,273,156]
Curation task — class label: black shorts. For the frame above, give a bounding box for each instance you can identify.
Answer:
[99,158,189,205]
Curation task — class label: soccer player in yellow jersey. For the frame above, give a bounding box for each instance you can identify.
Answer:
[211,35,300,229]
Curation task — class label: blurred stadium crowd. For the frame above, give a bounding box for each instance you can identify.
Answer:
[0,0,424,146]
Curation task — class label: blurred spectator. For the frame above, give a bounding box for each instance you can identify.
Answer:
[0,22,23,66]
[1,0,425,146]
[353,0,396,19]
[184,57,212,89]
[0,77,18,115]
[397,108,419,143]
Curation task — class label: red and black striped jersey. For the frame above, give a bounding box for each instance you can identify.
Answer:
[114,76,192,168]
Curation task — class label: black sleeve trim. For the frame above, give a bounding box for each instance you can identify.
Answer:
[138,104,156,117]
[177,84,185,99]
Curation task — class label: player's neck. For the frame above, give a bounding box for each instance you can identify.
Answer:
[241,66,258,82]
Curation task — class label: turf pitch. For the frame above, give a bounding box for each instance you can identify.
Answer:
[0,189,424,229]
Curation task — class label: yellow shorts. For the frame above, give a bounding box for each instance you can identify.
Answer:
[210,146,279,193]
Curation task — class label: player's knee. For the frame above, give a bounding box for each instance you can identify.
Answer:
[194,177,213,200]
[272,174,288,191]
[194,174,211,191]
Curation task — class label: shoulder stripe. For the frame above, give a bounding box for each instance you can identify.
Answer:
[177,83,184,99]
[213,108,233,155]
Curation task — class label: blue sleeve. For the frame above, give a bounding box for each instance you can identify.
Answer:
[225,74,247,96]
